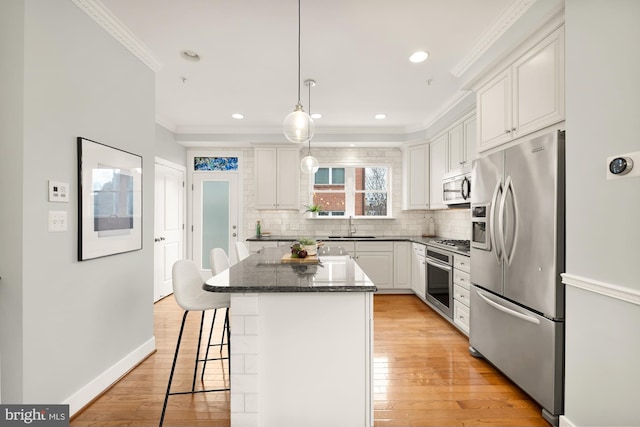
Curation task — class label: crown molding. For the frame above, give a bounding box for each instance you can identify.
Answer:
[71,0,162,72]
[451,0,536,78]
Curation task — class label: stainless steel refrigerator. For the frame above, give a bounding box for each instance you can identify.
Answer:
[469,130,565,426]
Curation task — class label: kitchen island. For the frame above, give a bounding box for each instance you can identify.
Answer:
[203,246,376,427]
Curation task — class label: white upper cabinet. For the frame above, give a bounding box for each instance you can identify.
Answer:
[255,147,300,210]
[477,69,512,150]
[447,113,477,175]
[402,143,430,210]
[463,115,478,166]
[447,122,465,172]
[477,25,565,152]
[429,133,448,210]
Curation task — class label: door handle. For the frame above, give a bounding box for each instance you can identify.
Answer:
[490,179,502,264]
[498,176,519,266]
[476,290,540,325]
[461,177,470,200]
[426,259,452,272]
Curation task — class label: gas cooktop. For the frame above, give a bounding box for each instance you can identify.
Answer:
[431,239,471,254]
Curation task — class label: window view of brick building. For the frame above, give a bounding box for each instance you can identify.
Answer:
[312,167,388,217]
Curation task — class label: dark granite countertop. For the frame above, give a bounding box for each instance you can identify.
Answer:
[247,234,440,245]
[246,235,471,256]
[203,246,377,293]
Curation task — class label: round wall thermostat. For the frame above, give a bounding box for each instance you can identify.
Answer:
[609,157,634,175]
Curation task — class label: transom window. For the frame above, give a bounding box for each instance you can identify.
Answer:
[311,166,390,217]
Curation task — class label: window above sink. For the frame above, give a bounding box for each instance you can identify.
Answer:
[309,165,392,218]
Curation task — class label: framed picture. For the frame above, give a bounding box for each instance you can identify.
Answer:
[77,137,143,261]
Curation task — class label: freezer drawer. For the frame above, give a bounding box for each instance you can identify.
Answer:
[470,285,563,416]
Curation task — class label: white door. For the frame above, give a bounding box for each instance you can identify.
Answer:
[154,160,185,302]
[192,172,240,275]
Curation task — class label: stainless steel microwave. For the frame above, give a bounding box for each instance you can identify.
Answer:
[443,173,471,205]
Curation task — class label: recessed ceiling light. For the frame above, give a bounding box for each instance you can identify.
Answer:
[375,113,387,120]
[311,113,322,119]
[180,50,201,62]
[409,51,429,63]
[232,113,244,119]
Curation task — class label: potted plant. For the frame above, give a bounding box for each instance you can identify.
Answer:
[298,237,318,256]
[303,204,323,218]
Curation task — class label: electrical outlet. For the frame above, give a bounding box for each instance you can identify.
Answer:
[49,211,67,232]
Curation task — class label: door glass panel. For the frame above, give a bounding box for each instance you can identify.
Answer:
[202,181,229,270]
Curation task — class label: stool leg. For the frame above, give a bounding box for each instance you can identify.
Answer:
[159,310,189,427]
[225,308,231,378]
[201,309,218,382]
[192,311,206,393]
[219,309,227,354]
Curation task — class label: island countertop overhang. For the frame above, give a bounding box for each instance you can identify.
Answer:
[203,246,377,293]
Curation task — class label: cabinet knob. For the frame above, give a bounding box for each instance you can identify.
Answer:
[512,128,516,132]
[505,129,511,134]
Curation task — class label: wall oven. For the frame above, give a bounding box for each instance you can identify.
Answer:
[425,246,454,319]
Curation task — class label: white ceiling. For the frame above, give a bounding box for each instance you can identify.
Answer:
[97,0,531,144]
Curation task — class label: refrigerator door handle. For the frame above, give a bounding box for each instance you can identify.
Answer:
[476,290,541,325]
[490,179,503,264]
[498,176,519,266]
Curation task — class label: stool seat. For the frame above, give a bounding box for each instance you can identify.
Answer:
[159,258,230,427]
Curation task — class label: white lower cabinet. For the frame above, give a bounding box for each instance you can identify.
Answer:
[410,243,426,299]
[452,254,471,335]
[355,241,394,289]
[393,242,411,289]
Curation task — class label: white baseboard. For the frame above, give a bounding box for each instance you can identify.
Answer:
[64,336,156,416]
[559,415,576,427]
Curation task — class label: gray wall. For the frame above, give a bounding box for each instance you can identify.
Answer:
[564,1,640,425]
[156,124,187,166]
[0,0,155,406]
[0,0,26,402]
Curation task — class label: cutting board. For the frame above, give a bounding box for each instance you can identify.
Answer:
[281,253,320,264]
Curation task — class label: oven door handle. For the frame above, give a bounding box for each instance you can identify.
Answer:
[426,259,452,272]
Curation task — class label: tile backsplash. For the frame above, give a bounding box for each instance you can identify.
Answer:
[239,146,471,241]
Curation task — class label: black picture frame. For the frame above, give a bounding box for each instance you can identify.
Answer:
[77,137,143,261]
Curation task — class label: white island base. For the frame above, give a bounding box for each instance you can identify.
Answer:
[229,292,373,427]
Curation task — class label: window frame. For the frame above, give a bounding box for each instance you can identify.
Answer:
[308,163,392,219]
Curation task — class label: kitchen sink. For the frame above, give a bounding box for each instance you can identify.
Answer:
[326,235,376,239]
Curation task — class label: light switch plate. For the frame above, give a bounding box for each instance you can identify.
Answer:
[49,180,69,202]
[49,211,67,232]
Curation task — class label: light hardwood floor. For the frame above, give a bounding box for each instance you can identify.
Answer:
[70,294,550,427]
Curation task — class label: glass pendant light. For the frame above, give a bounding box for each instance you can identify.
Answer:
[301,79,319,174]
[283,0,314,144]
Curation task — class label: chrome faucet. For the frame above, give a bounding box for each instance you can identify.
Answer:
[348,216,356,237]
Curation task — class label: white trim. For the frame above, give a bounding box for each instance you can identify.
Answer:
[63,337,156,416]
[559,415,577,427]
[562,273,640,307]
[155,156,186,174]
[451,0,536,77]
[71,0,162,72]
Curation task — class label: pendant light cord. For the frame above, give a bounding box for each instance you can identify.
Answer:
[307,79,312,153]
[297,0,302,105]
